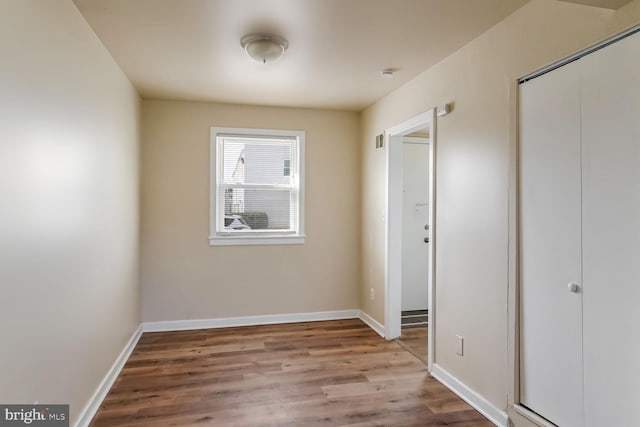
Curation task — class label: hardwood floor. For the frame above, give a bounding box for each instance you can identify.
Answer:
[397,327,428,364]
[90,319,491,426]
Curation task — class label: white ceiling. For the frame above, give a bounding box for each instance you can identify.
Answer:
[74,0,530,111]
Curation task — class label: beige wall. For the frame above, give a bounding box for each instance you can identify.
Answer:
[141,100,360,321]
[360,0,640,414]
[0,1,141,424]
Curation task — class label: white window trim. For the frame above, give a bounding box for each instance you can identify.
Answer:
[209,127,305,246]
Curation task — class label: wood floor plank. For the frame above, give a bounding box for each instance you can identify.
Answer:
[90,319,492,426]
[397,327,428,363]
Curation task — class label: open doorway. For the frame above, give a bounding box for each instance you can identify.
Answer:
[398,134,429,363]
[385,110,435,371]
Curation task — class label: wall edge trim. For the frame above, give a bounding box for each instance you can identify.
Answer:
[75,324,143,427]
[358,310,385,338]
[142,310,361,332]
[431,364,509,427]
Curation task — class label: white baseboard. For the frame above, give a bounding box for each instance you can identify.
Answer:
[358,310,385,338]
[431,364,509,427]
[142,309,360,332]
[75,324,143,427]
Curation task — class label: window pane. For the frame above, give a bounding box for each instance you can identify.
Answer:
[222,139,293,185]
[223,188,294,230]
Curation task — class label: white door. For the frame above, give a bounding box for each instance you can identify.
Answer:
[401,139,429,311]
[580,31,640,427]
[519,59,584,427]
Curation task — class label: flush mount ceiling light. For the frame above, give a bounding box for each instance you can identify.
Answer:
[240,33,289,64]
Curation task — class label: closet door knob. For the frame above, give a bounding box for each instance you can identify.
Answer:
[568,282,579,293]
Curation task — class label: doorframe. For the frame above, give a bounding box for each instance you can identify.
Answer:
[384,109,436,372]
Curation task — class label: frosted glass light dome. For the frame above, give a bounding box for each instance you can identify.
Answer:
[240,34,289,64]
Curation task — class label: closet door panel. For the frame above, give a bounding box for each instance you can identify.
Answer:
[519,60,583,427]
[581,31,640,427]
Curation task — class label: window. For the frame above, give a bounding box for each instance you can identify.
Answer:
[210,127,305,246]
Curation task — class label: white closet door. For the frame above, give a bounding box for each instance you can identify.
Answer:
[581,31,640,427]
[519,59,584,427]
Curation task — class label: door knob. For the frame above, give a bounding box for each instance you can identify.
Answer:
[424,237,429,243]
[567,282,579,293]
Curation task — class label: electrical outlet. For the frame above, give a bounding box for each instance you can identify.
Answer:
[456,335,464,356]
[370,287,375,301]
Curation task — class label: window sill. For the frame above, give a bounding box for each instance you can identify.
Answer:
[209,234,305,246]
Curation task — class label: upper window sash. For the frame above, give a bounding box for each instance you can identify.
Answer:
[217,136,298,186]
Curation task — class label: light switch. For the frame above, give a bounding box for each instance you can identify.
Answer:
[456,335,464,356]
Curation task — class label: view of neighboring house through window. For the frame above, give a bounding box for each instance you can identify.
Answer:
[210,127,305,246]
